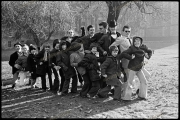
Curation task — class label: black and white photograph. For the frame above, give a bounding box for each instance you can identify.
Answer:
[1,1,178,118]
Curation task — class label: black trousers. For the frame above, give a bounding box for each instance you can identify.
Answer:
[80,73,91,96]
[61,75,78,94]
[40,67,52,90]
[88,80,100,97]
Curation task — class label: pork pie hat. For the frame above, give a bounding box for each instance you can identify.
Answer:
[109,20,117,27]
[14,42,22,47]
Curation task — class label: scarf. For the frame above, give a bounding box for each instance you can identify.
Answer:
[43,51,48,61]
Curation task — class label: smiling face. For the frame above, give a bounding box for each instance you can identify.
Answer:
[91,47,97,54]
[15,45,21,52]
[134,38,141,47]
[88,27,95,37]
[22,45,29,54]
[67,30,74,37]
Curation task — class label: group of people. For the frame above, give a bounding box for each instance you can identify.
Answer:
[9,20,153,101]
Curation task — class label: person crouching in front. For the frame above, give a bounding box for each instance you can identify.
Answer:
[78,43,101,98]
[98,46,122,100]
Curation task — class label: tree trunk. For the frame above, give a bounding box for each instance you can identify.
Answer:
[106,1,130,25]
[28,27,40,48]
[107,2,121,24]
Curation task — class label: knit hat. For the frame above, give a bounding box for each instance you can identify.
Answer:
[29,44,36,52]
[70,42,81,52]
[109,46,119,54]
[109,20,117,28]
[132,36,143,45]
[14,42,22,47]
[89,42,98,50]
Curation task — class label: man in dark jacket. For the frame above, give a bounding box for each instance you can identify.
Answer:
[9,42,22,88]
[75,25,95,50]
[97,20,121,90]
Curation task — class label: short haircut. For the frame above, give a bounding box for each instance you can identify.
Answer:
[99,21,108,29]
[122,25,131,31]
[87,25,94,31]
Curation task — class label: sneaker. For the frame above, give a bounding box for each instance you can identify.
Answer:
[138,96,147,100]
[92,95,98,99]
[57,92,62,96]
[87,94,91,98]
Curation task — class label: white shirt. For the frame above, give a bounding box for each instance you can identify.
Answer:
[110,36,132,69]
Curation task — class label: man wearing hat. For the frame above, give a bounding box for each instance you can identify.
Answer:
[9,42,23,89]
[96,20,121,89]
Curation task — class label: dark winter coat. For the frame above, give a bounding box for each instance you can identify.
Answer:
[97,32,121,55]
[75,35,93,50]
[35,50,52,75]
[78,50,100,81]
[9,51,21,74]
[100,55,122,86]
[50,48,60,66]
[26,53,37,73]
[140,44,152,59]
[97,32,121,63]
[121,39,152,71]
[56,50,76,79]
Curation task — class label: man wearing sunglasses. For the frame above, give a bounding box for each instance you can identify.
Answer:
[110,25,132,83]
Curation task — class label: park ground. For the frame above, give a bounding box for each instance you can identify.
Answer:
[1,44,179,118]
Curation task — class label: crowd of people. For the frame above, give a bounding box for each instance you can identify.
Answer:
[9,20,153,101]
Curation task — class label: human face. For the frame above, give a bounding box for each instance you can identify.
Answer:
[55,43,60,50]
[44,46,50,52]
[134,38,141,47]
[88,27,95,37]
[67,30,74,37]
[109,26,117,34]
[111,49,119,57]
[61,44,67,50]
[15,45,21,52]
[99,25,106,34]
[91,47,97,54]
[122,28,131,37]
[22,46,28,53]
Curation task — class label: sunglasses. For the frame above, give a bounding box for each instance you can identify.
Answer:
[125,31,131,33]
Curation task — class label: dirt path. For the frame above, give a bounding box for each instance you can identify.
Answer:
[1,44,178,118]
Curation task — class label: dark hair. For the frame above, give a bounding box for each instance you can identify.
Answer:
[122,25,131,31]
[99,22,108,29]
[87,25,94,31]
